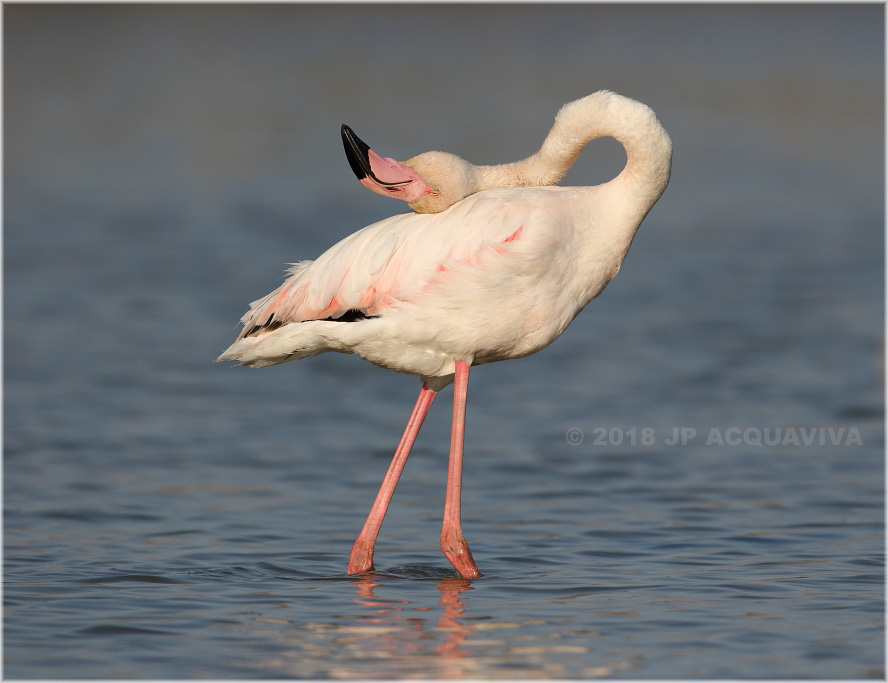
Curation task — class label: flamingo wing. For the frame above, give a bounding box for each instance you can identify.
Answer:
[237,213,412,339]
[236,189,557,341]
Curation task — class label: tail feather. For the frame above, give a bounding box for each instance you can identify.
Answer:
[216,322,327,368]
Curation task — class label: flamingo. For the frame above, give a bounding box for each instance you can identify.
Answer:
[218,91,672,578]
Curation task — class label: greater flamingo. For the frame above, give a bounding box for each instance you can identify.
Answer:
[219,91,672,578]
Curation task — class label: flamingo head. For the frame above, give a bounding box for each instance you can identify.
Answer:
[342,125,481,214]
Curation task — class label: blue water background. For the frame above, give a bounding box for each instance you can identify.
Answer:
[4,4,884,678]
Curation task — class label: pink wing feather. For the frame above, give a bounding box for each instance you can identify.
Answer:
[237,191,542,340]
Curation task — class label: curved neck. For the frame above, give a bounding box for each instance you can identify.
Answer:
[477,91,672,210]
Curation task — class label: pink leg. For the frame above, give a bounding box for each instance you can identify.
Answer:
[348,384,436,574]
[441,361,482,578]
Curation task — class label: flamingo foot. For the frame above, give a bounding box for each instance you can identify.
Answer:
[441,525,483,578]
[348,538,375,574]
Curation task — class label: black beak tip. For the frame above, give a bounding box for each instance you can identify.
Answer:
[341,123,371,180]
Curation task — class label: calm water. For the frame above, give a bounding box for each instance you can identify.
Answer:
[4,4,884,679]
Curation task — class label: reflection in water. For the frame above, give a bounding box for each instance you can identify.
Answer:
[349,574,422,658]
[435,578,474,660]
[346,573,477,677]
[325,572,629,679]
